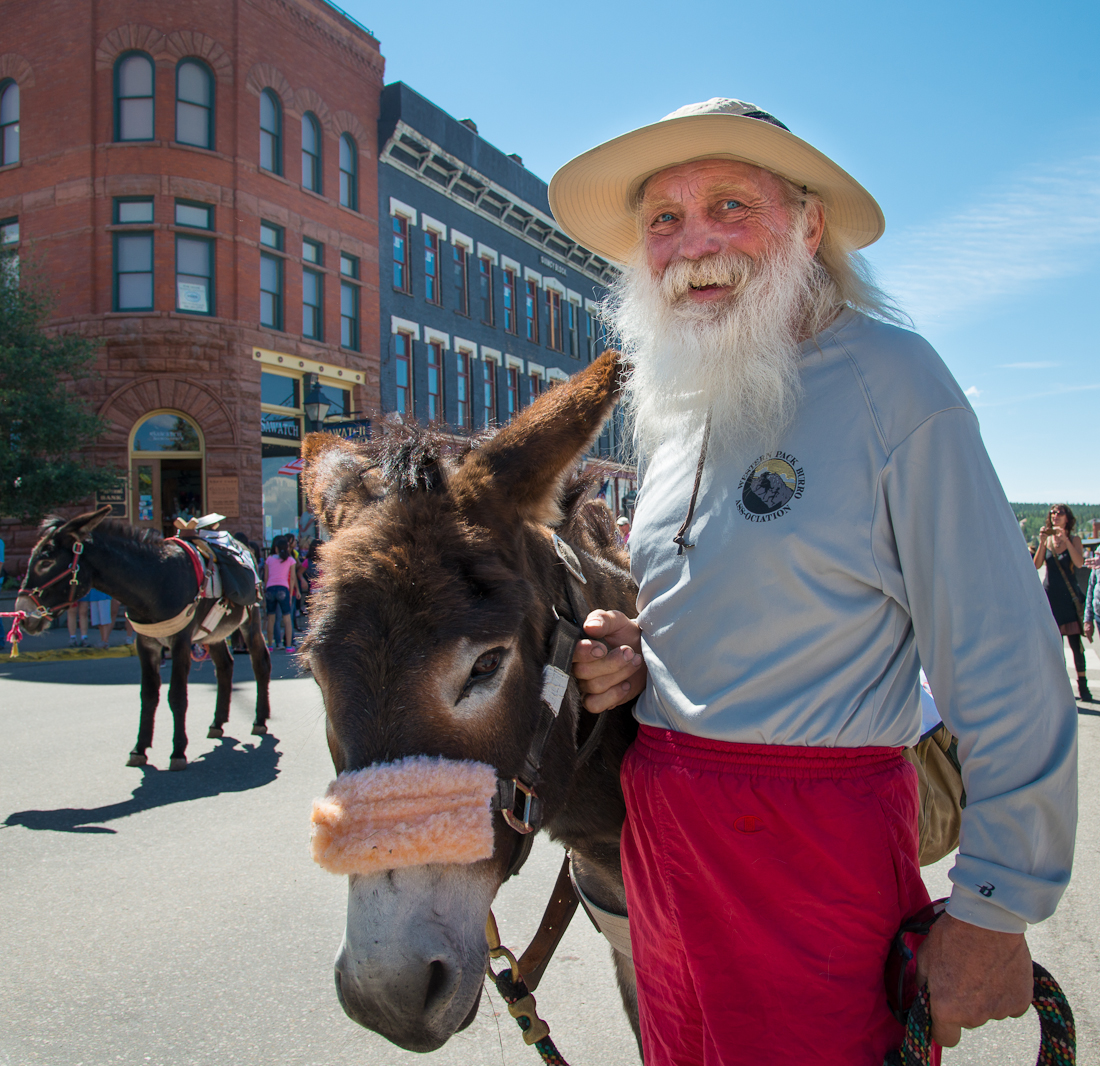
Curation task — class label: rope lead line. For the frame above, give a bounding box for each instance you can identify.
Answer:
[884,962,1075,1066]
[486,910,570,1066]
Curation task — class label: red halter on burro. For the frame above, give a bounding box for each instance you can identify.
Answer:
[1,539,87,658]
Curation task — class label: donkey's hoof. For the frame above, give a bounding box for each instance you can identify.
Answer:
[207,727,224,739]
[251,723,267,736]
[126,753,147,767]
[169,757,188,771]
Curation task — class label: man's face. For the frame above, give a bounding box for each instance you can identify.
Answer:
[639,159,824,296]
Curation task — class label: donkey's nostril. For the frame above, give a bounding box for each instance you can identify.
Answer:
[424,959,452,1012]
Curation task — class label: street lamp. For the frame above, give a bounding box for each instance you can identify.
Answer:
[303,381,331,431]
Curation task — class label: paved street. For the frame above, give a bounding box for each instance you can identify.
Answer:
[1,647,1097,1066]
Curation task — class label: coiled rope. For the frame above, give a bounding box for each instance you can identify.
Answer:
[885,962,1075,1066]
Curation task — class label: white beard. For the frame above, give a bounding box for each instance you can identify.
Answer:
[607,224,824,458]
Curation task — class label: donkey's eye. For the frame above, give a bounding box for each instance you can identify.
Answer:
[458,648,505,702]
[471,649,502,679]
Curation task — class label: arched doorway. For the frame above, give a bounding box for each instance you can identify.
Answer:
[129,411,205,537]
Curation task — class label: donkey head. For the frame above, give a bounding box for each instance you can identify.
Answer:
[15,505,113,634]
[300,351,621,1052]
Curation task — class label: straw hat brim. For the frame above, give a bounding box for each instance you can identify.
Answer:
[549,114,884,266]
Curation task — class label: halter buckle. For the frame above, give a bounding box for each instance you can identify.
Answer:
[500,778,539,834]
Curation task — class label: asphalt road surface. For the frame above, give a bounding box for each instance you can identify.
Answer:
[1,649,1097,1066]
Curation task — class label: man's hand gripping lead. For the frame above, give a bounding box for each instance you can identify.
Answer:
[571,610,647,713]
[916,913,1032,1047]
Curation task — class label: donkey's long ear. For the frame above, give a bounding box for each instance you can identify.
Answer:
[451,350,622,526]
[56,505,113,541]
[301,433,385,534]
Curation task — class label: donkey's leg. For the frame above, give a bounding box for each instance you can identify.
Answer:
[246,607,272,735]
[207,639,234,738]
[127,636,162,767]
[166,631,193,771]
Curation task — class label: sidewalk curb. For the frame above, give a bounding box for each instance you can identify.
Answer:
[3,644,138,664]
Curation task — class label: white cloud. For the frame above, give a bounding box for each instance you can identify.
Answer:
[868,155,1100,330]
[964,385,981,399]
[970,381,1100,408]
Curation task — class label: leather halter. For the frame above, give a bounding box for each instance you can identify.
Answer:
[17,540,87,620]
[493,535,608,883]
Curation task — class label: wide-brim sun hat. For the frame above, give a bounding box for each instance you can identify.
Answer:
[548,98,885,266]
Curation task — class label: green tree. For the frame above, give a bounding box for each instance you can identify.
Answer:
[0,252,119,521]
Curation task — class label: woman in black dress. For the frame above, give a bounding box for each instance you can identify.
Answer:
[1033,503,1092,701]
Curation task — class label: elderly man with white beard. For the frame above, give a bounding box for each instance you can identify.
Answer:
[554,100,1078,1064]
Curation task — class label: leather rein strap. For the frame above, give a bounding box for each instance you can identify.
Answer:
[488,534,617,993]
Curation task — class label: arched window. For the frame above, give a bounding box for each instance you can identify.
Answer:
[115,53,154,141]
[259,89,282,175]
[339,133,357,210]
[301,112,321,193]
[176,59,213,149]
[0,81,19,165]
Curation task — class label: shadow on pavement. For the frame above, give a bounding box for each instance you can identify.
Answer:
[0,651,306,685]
[3,733,281,833]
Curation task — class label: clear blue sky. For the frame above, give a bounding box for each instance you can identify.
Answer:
[341,0,1100,503]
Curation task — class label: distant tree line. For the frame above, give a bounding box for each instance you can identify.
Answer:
[1010,503,1100,544]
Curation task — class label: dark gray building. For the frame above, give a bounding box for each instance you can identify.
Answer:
[377,82,631,500]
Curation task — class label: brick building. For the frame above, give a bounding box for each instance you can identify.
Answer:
[0,0,384,565]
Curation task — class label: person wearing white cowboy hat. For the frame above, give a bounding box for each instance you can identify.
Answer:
[565,99,1077,1064]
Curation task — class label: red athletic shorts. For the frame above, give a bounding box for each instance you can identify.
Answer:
[620,725,934,1065]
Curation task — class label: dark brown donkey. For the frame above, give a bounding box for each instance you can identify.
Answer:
[15,511,271,768]
[300,350,642,1056]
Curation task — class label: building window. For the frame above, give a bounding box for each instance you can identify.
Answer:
[175,60,213,149]
[260,220,284,251]
[452,244,468,315]
[114,197,154,224]
[524,279,539,343]
[426,341,443,422]
[456,351,471,429]
[424,230,440,304]
[175,200,212,229]
[341,280,359,350]
[502,268,516,333]
[506,366,519,420]
[260,89,282,175]
[546,290,563,351]
[302,238,322,265]
[303,268,323,339]
[114,232,153,311]
[0,217,17,279]
[529,370,541,401]
[115,53,154,141]
[587,310,599,362]
[176,235,214,315]
[339,134,358,210]
[482,360,496,427]
[340,252,359,279]
[0,81,18,165]
[260,252,283,330]
[567,301,579,358]
[392,216,409,292]
[302,112,322,192]
[479,257,494,325]
[394,331,411,415]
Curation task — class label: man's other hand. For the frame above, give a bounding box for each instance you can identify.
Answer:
[572,610,647,713]
[915,912,1032,1047]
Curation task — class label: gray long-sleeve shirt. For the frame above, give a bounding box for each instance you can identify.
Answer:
[630,309,1078,933]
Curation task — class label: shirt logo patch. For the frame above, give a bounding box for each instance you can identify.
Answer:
[734,815,765,834]
[737,452,805,522]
